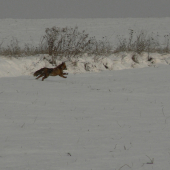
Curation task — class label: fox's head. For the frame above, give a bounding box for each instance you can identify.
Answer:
[61,62,67,70]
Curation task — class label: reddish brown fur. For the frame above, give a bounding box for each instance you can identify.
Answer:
[33,62,68,81]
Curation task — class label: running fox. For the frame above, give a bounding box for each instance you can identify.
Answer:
[33,62,68,81]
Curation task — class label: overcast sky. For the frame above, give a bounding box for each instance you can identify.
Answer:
[1,0,170,19]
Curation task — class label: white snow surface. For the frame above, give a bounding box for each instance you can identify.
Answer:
[1,18,170,170]
[1,64,170,170]
[0,52,170,77]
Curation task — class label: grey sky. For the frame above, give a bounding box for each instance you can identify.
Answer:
[1,0,170,19]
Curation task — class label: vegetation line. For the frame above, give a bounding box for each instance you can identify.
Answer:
[0,27,169,59]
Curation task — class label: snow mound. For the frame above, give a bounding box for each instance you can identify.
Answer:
[0,53,170,78]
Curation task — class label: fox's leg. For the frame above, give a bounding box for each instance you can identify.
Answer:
[42,73,49,81]
[36,74,44,80]
[59,74,67,78]
[42,76,49,81]
[42,76,46,81]
[63,73,68,75]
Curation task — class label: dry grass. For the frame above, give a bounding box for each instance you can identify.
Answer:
[0,28,170,59]
[41,26,112,63]
[0,37,48,57]
[114,30,170,54]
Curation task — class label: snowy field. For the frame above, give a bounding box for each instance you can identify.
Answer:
[1,65,170,170]
[1,18,170,170]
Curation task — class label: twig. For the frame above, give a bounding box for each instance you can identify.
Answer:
[146,155,154,164]
[67,153,71,156]
[21,123,25,128]
[118,164,131,170]
[142,155,154,167]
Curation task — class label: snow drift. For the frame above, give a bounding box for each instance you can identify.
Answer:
[0,52,170,78]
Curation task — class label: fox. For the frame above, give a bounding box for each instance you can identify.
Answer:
[33,62,68,81]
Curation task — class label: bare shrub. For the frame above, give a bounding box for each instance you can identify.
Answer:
[41,26,112,64]
[23,42,48,56]
[161,34,170,53]
[1,37,21,56]
[114,30,160,55]
[1,28,170,59]
[0,37,49,57]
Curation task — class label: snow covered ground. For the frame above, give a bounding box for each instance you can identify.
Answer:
[1,64,170,170]
[0,52,170,78]
[1,18,170,170]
